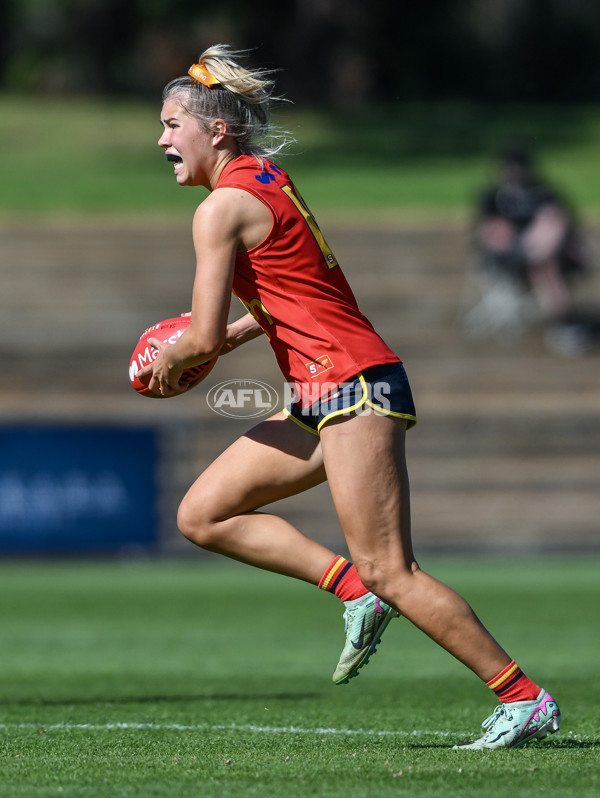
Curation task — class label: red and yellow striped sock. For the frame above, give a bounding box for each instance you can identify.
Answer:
[487,660,541,703]
[318,555,369,602]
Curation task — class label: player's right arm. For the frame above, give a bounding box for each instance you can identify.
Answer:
[141,184,271,395]
[140,192,239,395]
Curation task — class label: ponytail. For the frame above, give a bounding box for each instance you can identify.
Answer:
[162,44,293,163]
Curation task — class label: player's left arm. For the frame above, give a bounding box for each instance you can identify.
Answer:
[220,312,265,355]
[174,310,264,355]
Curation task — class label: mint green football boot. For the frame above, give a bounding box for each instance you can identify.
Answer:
[454,689,561,750]
[333,593,399,685]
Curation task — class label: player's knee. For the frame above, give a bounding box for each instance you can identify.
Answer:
[353,560,388,599]
[177,493,219,549]
[353,557,416,608]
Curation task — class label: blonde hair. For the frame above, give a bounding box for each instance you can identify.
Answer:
[162,44,292,163]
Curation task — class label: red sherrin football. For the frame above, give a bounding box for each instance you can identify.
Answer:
[129,316,218,397]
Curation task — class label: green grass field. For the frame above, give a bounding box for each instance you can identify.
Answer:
[0,556,597,797]
[4,95,600,217]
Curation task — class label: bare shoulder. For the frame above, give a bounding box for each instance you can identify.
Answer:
[195,187,272,251]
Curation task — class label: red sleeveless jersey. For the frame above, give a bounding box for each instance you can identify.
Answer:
[217,156,400,405]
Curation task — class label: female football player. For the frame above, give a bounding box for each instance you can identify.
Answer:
[139,45,560,749]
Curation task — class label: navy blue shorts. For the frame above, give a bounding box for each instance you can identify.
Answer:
[284,362,417,436]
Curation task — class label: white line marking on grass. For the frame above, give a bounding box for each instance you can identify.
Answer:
[0,722,455,737]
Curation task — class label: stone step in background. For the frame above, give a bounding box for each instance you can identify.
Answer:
[2,219,599,553]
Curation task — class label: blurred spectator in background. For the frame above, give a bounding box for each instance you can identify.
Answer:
[461,148,599,354]
[476,148,584,316]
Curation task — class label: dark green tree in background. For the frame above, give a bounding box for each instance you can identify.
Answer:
[2,0,600,104]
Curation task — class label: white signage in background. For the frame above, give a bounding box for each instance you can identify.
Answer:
[0,425,157,553]
[0,470,130,532]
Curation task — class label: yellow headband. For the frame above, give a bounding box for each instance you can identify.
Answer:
[188,63,221,88]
